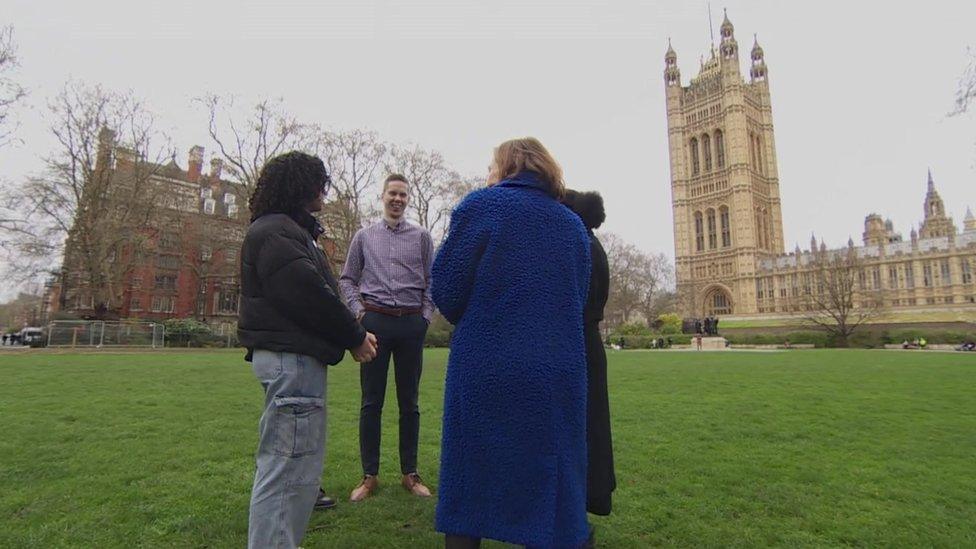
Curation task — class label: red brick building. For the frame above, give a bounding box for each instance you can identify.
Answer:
[58,134,247,332]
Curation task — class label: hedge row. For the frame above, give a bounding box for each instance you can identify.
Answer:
[610,329,976,349]
[608,334,692,348]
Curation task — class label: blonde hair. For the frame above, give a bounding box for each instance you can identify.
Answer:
[493,137,565,199]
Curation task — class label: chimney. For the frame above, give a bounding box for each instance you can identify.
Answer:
[96,127,117,171]
[210,157,223,180]
[188,146,205,182]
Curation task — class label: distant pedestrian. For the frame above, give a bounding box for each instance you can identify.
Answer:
[695,333,703,351]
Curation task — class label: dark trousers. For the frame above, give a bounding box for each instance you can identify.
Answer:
[359,311,427,476]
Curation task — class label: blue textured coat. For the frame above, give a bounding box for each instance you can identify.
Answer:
[431,171,591,548]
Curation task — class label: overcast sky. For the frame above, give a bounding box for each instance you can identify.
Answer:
[1,0,974,300]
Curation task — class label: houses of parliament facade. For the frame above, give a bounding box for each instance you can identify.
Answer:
[665,12,976,318]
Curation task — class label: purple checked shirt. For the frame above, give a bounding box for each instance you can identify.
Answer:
[339,219,435,322]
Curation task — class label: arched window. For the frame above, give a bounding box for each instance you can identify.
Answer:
[749,132,757,169]
[755,135,764,174]
[720,206,731,247]
[694,211,704,252]
[755,208,771,250]
[705,287,733,315]
[702,133,712,172]
[706,208,717,249]
[715,130,725,168]
[690,138,700,175]
[756,208,766,249]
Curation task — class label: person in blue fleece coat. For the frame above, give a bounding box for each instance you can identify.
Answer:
[431,137,592,549]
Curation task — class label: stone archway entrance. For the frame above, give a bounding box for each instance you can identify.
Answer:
[703,286,733,316]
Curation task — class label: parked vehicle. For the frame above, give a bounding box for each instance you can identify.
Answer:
[19,327,44,345]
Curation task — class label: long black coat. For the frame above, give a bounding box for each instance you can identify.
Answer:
[564,190,616,515]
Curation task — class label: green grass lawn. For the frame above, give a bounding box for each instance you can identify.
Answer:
[1,349,975,548]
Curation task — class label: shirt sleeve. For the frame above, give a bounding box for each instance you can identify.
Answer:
[421,229,435,323]
[339,230,365,318]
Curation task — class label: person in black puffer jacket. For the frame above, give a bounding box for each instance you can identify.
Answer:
[239,151,377,549]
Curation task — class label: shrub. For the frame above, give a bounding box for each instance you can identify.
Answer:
[617,322,652,337]
[609,333,692,348]
[424,328,452,348]
[723,331,828,348]
[657,313,682,335]
[163,318,213,347]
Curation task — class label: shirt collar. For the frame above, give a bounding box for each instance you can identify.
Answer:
[380,217,408,231]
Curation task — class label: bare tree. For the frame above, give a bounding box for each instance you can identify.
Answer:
[796,245,886,347]
[950,47,976,116]
[2,81,172,317]
[0,25,26,147]
[431,172,486,249]
[637,251,676,323]
[199,94,316,200]
[446,173,484,205]
[315,128,388,265]
[598,232,673,331]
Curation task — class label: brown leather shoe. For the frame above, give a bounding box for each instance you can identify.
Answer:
[349,475,378,502]
[401,472,432,497]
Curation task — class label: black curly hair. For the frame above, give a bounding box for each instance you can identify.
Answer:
[562,189,606,230]
[248,151,331,221]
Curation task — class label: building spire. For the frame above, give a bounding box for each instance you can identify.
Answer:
[717,7,738,65]
[664,38,680,87]
[750,32,767,81]
[919,168,956,238]
[708,3,716,50]
[720,8,734,38]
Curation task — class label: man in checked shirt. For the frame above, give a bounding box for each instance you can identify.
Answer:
[340,173,435,502]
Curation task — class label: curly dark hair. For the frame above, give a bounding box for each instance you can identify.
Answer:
[248,151,331,221]
[562,189,606,230]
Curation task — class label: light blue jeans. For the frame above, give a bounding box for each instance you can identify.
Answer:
[248,350,328,549]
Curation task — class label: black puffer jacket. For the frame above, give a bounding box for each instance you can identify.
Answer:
[238,211,365,365]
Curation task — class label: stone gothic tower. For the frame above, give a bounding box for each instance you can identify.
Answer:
[665,12,785,317]
[918,170,957,239]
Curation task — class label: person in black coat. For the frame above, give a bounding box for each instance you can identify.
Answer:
[238,151,378,549]
[563,189,616,517]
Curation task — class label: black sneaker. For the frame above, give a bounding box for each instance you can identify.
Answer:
[314,488,337,510]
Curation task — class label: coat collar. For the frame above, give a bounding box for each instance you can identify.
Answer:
[496,171,550,194]
[288,209,325,239]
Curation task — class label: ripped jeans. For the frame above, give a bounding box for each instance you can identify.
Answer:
[248,350,328,549]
